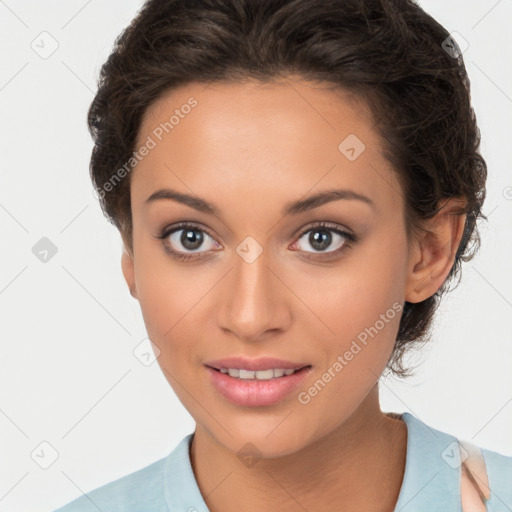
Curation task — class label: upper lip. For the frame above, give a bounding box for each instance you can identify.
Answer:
[204,356,311,371]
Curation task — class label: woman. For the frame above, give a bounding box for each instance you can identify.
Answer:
[53,0,512,510]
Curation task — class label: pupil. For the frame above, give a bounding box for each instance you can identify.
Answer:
[181,229,203,250]
[310,230,331,251]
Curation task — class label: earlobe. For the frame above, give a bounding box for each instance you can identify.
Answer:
[405,198,467,304]
[121,247,138,300]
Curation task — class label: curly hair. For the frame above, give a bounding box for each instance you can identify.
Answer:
[88,0,487,378]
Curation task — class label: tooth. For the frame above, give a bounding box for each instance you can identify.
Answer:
[221,368,299,379]
[255,369,274,380]
[238,369,255,379]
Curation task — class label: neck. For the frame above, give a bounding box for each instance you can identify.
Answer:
[189,385,407,512]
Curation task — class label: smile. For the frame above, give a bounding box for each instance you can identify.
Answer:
[216,367,300,380]
[206,365,312,407]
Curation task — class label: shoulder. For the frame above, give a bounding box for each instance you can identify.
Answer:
[52,457,167,512]
[480,445,512,505]
[51,435,194,512]
[399,412,512,510]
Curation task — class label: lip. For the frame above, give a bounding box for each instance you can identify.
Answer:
[205,362,312,407]
[204,356,310,371]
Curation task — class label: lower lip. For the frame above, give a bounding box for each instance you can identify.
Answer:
[205,366,311,407]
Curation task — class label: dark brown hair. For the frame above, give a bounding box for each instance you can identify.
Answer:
[88,0,487,377]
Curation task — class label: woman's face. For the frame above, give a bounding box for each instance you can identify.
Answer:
[123,78,415,456]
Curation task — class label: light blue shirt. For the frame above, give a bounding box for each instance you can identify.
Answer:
[52,412,512,511]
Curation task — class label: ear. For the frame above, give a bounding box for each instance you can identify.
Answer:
[121,245,138,300]
[405,197,467,303]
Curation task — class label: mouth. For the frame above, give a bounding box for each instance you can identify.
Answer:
[206,365,311,380]
[204,362,312,407]
[204,356,311,373]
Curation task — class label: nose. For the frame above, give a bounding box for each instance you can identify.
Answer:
[216,246,292,343]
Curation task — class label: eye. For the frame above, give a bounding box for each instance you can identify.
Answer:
[156,220,357,262]
[156,222,222,261]
[291,221,357,259]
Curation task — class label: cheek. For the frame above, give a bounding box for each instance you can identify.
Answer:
[131,237,196,352]
[307,232,408,378]
[297,276,404,425]
[137,277,202,354]
[316,239,406,334]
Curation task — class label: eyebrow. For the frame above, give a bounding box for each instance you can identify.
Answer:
[144,187,375,216]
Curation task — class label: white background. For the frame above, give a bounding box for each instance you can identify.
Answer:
[1,1,511,510]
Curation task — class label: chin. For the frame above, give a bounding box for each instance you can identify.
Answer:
[204,419,315,460]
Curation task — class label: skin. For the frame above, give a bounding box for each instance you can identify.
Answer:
[121,76,467,512]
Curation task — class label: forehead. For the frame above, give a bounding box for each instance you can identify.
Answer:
[131,78,402,216]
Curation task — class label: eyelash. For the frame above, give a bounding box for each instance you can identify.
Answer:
[156,221,358,262]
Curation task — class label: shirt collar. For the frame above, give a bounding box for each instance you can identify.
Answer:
[163,412,462,512]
